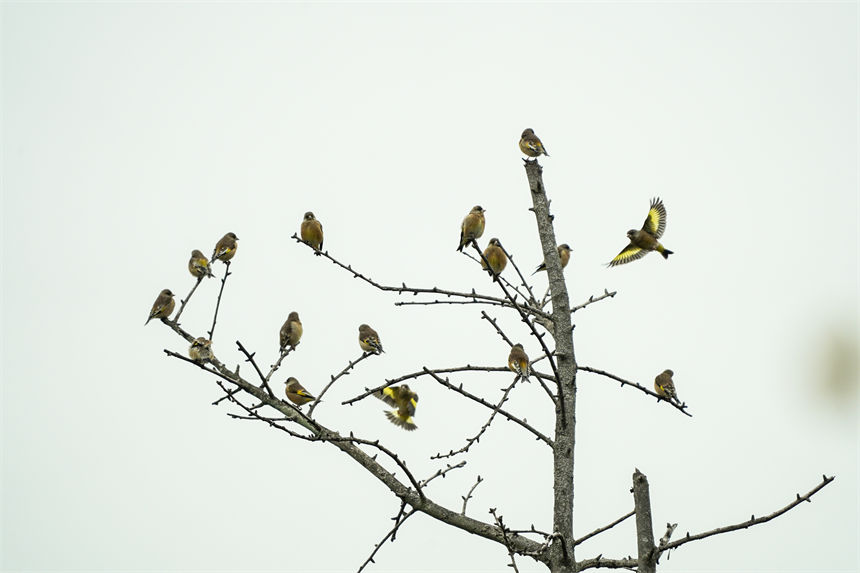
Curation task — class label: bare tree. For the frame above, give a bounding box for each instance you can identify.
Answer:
[153,156,833,572]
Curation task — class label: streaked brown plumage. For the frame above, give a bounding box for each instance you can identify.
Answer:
[519,128,549,157]
[457,205,486,252]
[279,311,303,351]
[189,337,214,362]
[507,343,530,380]
[533,243,572,275]
[211,232,239,263]
[358,323,384,354]
[145,289,175,325]
[374,384,418,431]
[654,369,680,405]
[608,198,673,267]
[285,377,316,406]
[300,211,324,254]
[481,238,508,276]
[188,249,214,279]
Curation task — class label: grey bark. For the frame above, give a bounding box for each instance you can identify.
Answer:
[632,469,657,573]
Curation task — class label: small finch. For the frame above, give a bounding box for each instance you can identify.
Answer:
[457,205,486,252]
[374,384,419,431]
[285,377,316,407]
[279,311,303,351]
[654,369,680,405]
[481,238,508,276]
[188,249,214,279]
[533,243,572,275]
[358,324,384,354]
[300,211,324,254]
[608,198,673,267]
[211,232,239,263]
[519,128,549,157]
[507,343,530,380]
[189,337,214,362]
[145,289,175,325]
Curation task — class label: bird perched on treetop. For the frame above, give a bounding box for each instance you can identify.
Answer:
[300,211,324,254]
[608,198,673,267]
[280,311,303,351]
[519,128,549,158]
[481,238,508,276]
[145,289,175,325]
[533,243,572,275]
[188,249,214,279]
[285,377,316,407]
[358,324,384,354]
[189,337,214,362]
[654,369,681,405]
[457,205,486,252]
[507,343,530,380]
[374,384,419,431]
[211,232,239,263]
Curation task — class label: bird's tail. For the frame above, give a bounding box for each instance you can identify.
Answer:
[660,247,674,259]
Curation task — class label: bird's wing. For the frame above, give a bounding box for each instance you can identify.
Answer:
[642,197,667,239]
[608,243,648,267]
[375,387,398,407]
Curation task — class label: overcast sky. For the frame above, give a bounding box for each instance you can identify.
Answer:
[2,2,857,572]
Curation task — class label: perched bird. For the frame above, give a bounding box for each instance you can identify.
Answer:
[507,343,530,380]
[533,243,572,275]
[279,311,303,351]
[285,377,316,407]
[374,384,419,431]
[188,337,214,362]
[456,205,486,252]
[300,211,324,253]
[358,323,384,354]
[188,249,214,279]
[654,369,681,405]
[211,232,239,263]
[145,289,175,325]
[481,238,508,276]
[608,198,674,267]
[519,128,549,158]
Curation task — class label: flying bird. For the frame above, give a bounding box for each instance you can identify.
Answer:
[481,238,508,276]
[212,232,239,263]
[457,205,486,252]
[374,384,419,431]
[519,128,549,158]
[533,243,572,275]
[145,289,175,325]
[358,323,384,354]
[608,198,673,267]
[300,211,324,253]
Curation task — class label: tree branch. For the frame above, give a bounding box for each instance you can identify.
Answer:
[461,475,483,515]
[173,276,204,324]
[573,510,635,547]
[208,261,231,340]
[578,365,693,417]
[308,352,374,416]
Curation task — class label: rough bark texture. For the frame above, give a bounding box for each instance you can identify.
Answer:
[633,469,657,573]
[524,160,577,572]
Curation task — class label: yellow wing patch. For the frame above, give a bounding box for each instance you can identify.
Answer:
[608,244,647,267]
[642,197,667,239]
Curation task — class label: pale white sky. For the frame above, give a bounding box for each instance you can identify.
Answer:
[2,2,857,572]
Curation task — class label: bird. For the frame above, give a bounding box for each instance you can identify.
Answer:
[145,289,175,325]
[533,243,572,275]
[519,128,549,158]
[654,369,681,405]
[211,232,239,263]
[300,211,324,254]
[374,384,419,431]
[608,198,673,267]
[285,377,316,407]
[188,337,214,362]
[456,205,486,252]
[279,311,303,351]
[188,249,214,279]
[481,238,508,276]
[507,343,530,380]
[358,323,384,354]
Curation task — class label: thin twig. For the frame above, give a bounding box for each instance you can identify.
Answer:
[498,241,539,306]
[235,340,276,398]
[460,249,532,304]
[489,508,521,573]
[208,261,231,340]
[578,366,692,417]
[461,475,483,515]
[308,352,373,416]
[420,461,467,488]
[570,289,617,314]
[574,510,635,547]
[173,276,204,323]
[357,505,418,573]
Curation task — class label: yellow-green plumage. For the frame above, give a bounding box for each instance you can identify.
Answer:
[188,249,213,279]
[457,206,486,252]
[654,369,680,405]
[300,211,324,253]
[280,311,303,351]
[145,289,175,325]
[285,377,316,406]
[507,343,530,379]
[533,243,572,275]
[359,323,384,354]
[375,384,418,431]
[608,198,673,267]
[212,232,239,263]
[481,238,508,276]
[519,128,549,157]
